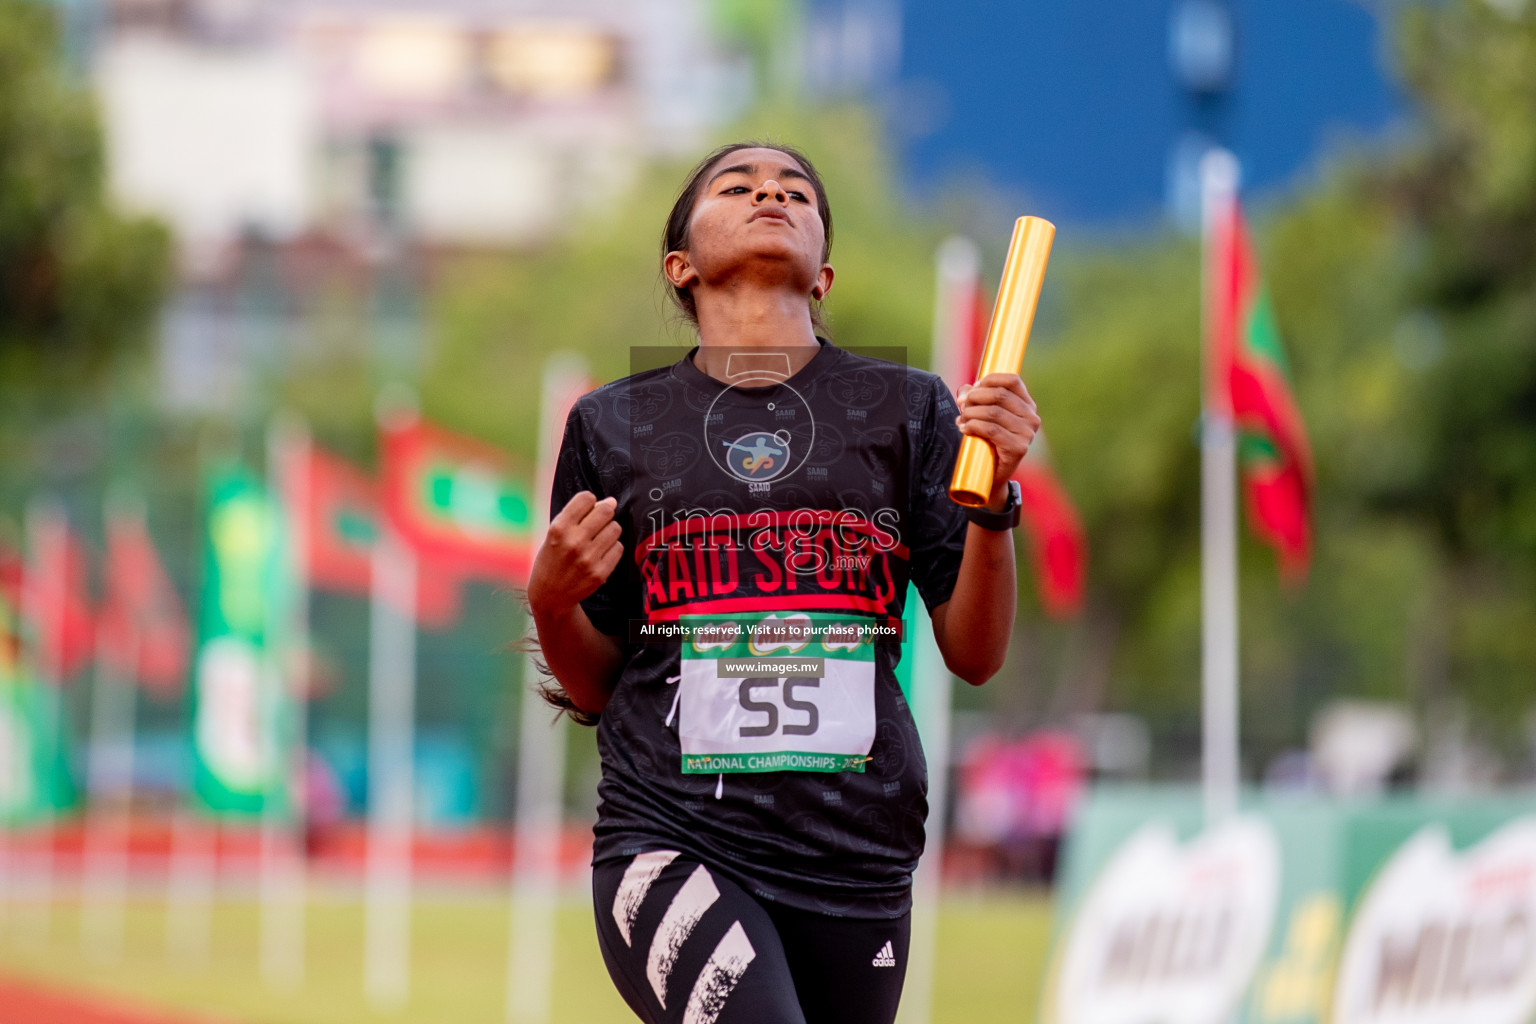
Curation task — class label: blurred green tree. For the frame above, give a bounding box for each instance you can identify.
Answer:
[1375,0,1536,739]
[0,1,171,423]
[1026,0,1536,769]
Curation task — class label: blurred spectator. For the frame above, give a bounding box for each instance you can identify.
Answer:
[953,730,1085,883]
[1308,700,1416,797]
[303,747,345,855]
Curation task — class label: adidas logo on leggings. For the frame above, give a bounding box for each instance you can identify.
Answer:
[871,940,896,968]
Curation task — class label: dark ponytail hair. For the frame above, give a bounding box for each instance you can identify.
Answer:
[661,140,834,330]
[517,593,602,727]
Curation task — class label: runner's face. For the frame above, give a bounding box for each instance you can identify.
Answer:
[676,147,830,295]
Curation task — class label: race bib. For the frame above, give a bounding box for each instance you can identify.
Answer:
[678,611,879,774]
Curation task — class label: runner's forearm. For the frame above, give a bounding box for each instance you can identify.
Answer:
[931,523,1016,685]
[532,601,625,714]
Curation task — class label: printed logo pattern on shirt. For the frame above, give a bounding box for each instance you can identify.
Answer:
[551,342,968,919]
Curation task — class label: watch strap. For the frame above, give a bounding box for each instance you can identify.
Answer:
[963,479,1022,531]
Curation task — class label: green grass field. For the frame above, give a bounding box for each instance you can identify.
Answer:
[0,886,1053,1023]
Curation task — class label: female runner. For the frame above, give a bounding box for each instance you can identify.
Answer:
[527,141,1039,1024]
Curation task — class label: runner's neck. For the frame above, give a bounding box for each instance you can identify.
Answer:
[691,292,820,384]
[690,338,824,386]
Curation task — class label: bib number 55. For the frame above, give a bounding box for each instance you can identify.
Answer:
[737,678,820,738]
[676,611,879,774]
[677,661,875,774]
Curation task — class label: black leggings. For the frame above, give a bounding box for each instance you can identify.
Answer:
[592,851,910,1024]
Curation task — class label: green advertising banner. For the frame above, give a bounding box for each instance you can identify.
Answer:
[189,464,293,818]
[895,581,918,702]
[0,594,76,826]
[1043,787,1536,1024]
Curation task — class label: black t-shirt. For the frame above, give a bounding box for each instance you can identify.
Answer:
[549,339,968,919]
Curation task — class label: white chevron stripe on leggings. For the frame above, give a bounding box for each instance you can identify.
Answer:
[611,850,681,947]
[682,920,756,1024]
[646,864,720,1008]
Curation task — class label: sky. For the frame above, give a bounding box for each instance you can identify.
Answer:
[893,0,1405,226]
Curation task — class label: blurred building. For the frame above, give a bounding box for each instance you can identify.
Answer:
[79,0,755,415]
[93,0,742,259]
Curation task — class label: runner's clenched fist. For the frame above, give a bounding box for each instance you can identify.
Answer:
[528,491,624,614]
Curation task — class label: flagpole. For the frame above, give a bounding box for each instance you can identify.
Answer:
[81,617,137,961]
[505,638,567,1024]
[900,612,954,1024]
[365,524,416,1009]
[896,237,981,1024]
[506,354,587,1024]
[21,496,67,946]
[0,694,9,935]
[167,463,217,970]
[1200,149,1241,826]
[0,536,21,935]
[366,393,419,1011]
[165,776,215,967]
[81,493,144,962]
[262,413,309,989]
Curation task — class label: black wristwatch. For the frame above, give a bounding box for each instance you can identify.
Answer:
[963,479,1022,531]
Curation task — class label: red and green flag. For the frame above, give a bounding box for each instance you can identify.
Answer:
[294,446,376,596]
[1208,199,1315,581]
[98,501,191,697]
[381,417,535,584]
[1014,460,1088,619]
[0,537,22,651]
[6,513,97,683]
[285,444,464,628]
[0,578,77,824]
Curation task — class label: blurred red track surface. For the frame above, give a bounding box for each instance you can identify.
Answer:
[0,975,235,1024]
[2,817,596,882]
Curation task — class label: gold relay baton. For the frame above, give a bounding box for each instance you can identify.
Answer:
[949,215,1056,507]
